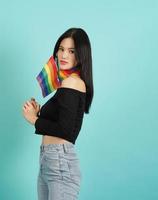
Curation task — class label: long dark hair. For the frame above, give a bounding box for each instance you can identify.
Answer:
[53,27,94,114]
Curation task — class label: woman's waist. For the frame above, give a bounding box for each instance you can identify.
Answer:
[42,135,71,145]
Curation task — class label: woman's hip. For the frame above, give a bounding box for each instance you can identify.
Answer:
[39,142,82,186]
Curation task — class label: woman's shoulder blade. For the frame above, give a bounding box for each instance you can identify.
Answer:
[60,76,86,93]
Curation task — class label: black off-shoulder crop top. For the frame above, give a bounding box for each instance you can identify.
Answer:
[34,87,86,144]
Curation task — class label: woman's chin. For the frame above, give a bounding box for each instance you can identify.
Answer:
[60,65,72,70]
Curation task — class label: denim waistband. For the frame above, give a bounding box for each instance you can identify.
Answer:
[40,141,74,153]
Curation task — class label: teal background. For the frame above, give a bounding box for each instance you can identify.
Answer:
[0,0,158,199]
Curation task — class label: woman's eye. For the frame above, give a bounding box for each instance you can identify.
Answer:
[69,50,74,54]
[59,48,64,51]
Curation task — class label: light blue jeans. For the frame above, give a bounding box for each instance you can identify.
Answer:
[37,142,82,200]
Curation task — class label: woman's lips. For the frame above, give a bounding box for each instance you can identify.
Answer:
[60,60,68,65]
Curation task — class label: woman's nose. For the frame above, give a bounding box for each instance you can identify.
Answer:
[62,50,68,59]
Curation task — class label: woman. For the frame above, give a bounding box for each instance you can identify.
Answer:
[22,27,94,200]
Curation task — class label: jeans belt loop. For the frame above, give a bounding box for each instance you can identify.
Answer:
[63,143,68,153]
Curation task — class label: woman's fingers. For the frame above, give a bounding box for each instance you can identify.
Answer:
[22,106,26,111]
[23,101,33,109]
[31,101,37,108]
[31,97,35,101]
[26,101,32,106]
[30,98,39,108]
[37,103,41,110]
[23,99,40,114]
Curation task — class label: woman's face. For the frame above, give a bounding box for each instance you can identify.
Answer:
[56,37,78,70]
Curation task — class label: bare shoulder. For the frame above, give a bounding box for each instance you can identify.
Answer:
[61,75,86,93]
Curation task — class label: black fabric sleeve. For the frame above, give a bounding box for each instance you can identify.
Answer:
[34,90,80,138]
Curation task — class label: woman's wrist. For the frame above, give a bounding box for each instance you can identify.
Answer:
[31,116,38,125]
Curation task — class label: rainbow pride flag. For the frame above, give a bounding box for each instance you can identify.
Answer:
[36,56,80,97]
[36,56,60,97]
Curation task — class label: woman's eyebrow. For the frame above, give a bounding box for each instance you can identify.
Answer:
[59,45,75,49]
